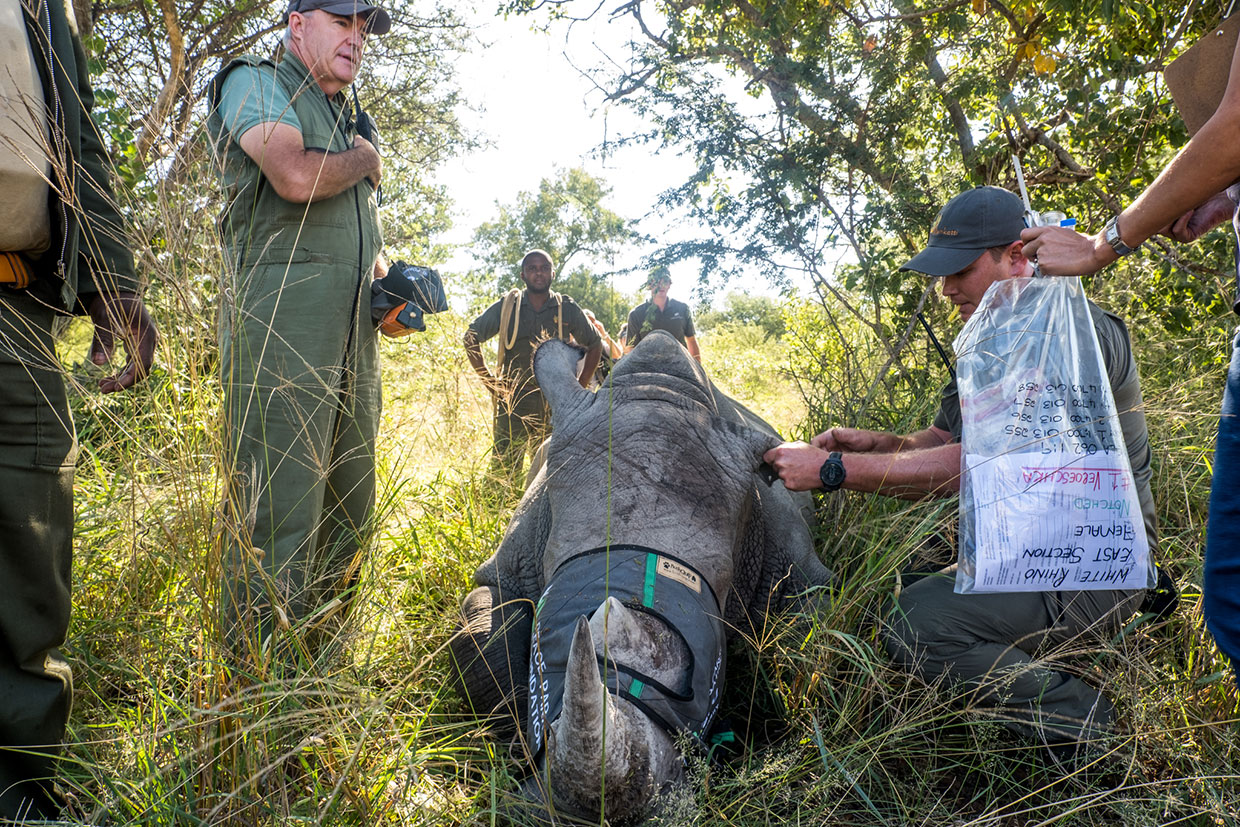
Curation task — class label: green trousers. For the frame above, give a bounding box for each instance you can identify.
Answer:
[0,292,74,820]
[219,258,380,663]
[883,567,1143,743]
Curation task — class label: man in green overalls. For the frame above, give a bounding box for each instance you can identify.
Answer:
[206,0,390,662]
[464,250,602,476]
[1,0,157,817]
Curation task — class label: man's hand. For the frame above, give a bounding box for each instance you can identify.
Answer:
[353,135,382,187]
[812,427,890,453]
[1163,190,1237,243]
[762,441,829,491]
[479,372,512,400]
[87,291,157,393]
[1020,225,1116,276]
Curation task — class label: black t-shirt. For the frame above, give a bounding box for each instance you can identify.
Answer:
[626,298,696,348]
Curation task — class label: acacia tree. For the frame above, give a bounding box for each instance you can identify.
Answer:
[507,0,1224,280]
[467,167,638,330]
[504,0,1235,421]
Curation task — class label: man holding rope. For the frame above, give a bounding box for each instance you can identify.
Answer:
[464,249,601,475]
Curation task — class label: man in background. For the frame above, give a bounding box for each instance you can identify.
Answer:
[465,249,601,474]
[206,0,391,661]
[624,267,701,360]
[1,0,157,817]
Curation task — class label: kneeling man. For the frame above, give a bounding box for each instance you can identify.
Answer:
[765,186,1158,747]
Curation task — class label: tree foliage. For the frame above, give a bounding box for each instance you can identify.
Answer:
[505,0,1237,356]
[466,167,638,330]
[695,291,787,339]
[82,0,471,260]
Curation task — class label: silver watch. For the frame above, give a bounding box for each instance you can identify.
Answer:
[1103,216,1139,257]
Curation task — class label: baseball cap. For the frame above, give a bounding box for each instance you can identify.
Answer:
[284,0,392,35]
[899,186,1025,276]
[521,249,555,270]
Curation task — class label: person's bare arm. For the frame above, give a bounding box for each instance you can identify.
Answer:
[589,318,622,359]
[1022,31,1240,274]
[464,332,504,397]
[87,292,157,393]
[1164,189,1238,242]
[578,343,602,388]
[238,122,381,204]
[811,425,951,454]
[763,438,961,499]
[685,335,701,361]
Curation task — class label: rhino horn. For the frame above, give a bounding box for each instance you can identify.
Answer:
[588,596,643,652]
[547,615,681,821]
[551,616,610,764]
[533,339,591,419]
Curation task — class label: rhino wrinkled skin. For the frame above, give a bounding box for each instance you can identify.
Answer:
[451,331,832,824]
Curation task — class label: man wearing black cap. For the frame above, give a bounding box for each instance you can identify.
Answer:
[765,186,1160,750]
[206,0,391,660]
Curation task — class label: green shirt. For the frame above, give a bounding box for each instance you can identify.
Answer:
[216,64,302,140]
[468,290,600,390]
[206,51,382,278]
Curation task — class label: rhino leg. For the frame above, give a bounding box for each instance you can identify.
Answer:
[449,586,532,733]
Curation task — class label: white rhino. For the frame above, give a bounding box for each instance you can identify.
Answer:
[451,331,832,824]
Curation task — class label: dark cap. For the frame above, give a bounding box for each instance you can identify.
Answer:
[899,186,1025,276]
[284,0,392,35]
[521,249,555,270]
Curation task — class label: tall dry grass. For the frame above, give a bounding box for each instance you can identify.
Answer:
[32,135,1239,827]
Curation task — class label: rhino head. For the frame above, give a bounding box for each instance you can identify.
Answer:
[519,331,781,822]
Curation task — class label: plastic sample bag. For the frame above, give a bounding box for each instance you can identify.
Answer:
[954,276,1155,594]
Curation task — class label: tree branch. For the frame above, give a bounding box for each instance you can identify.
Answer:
[135,0,187,165]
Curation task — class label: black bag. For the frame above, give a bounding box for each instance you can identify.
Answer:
[372,261,448,336]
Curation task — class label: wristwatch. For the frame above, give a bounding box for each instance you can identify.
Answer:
[1102,216,1140,257]
[818,451,846,492]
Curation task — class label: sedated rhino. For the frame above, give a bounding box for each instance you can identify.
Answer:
[451,330,832,824]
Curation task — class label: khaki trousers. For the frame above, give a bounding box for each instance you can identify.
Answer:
[883,567,1143,743]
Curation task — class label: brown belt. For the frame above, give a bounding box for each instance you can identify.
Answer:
[0,253,34,288]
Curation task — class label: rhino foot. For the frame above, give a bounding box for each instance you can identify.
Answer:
[449,586,533,733]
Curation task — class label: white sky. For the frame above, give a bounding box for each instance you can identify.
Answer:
[434,7,699,298]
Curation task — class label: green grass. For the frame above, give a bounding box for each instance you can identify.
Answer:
[43,250,1240,825]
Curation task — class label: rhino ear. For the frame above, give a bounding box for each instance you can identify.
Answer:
[533,339,591,415]
[713,419,783,476]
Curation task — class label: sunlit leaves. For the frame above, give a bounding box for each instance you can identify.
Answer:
[464,167,637,328]
[86,1,470,264]
[511,0,1231,344]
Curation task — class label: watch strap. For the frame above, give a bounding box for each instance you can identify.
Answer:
[1103,216,1139,257]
